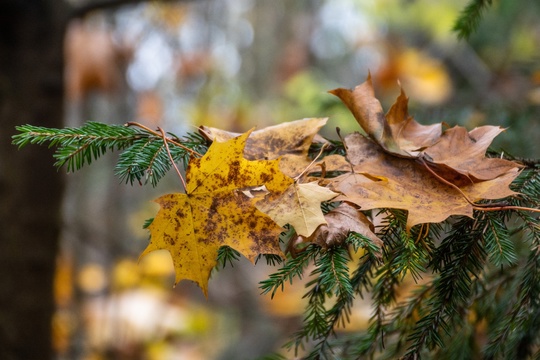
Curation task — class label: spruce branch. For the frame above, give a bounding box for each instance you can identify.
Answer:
[215,246,241,269]
[453,0,493,39]
[404,216,487,358]
[482,212,516,267]
[12,122,209,187]
[484,210,540,358]
[259,244,320,299]
[284,232,384,359]
[13,122,141,172]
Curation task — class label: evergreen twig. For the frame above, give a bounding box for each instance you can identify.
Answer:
[452,0,493,39]
[12,122,208,187]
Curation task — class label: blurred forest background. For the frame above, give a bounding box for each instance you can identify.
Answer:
[1,0,540,359]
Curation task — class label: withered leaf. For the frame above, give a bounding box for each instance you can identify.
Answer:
[256,181,338,237]
[423,125,522,181]
[329,133,519,230]
[329,74,441,157]
[200,118,328,177]
[299,202,383,251]
[142,131,293,296]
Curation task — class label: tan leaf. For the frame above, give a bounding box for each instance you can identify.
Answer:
[299,202,383,251]
[256,181,338,237]
[329,74,441,157]
[423,125,522,181]
[462,168,520,200]
[200,118,350,177]
[329,133,520,230]
[200,117,327,159]
[386,88,442,153]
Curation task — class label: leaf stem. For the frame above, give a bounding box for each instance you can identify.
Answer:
[419,157,540,214]
[158,127,187,192]
[472,205,540,213]
[419,157,479,206]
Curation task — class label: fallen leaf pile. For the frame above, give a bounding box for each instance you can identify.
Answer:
[142,76,523,295]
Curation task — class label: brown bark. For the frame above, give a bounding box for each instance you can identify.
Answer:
[0,1,68,358]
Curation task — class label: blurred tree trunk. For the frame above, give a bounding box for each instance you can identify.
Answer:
[0,1,185,358]
[0,1,68,358]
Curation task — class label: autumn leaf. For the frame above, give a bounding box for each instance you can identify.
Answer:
[142,131,293,296]
[200,118,328,159]
[329,133,519,230]
[386,87,443,154]
[200,118,331,177]
[422,125,522,181]
[256,181,338,237]
[298,202,383,251]
[329,74,442,157]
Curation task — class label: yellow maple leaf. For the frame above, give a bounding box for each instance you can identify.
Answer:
[141,131,293,296]
[256,181,338,237]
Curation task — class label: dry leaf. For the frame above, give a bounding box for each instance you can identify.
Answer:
[200,117,328,159]
[200,118,342,177]
[256,181,338,237]
[141,131,293,296]
[299,202,383,251]
[329,74,441,157]
[386,87,442,153]
[329,133,519,230]
[423,125,522,181]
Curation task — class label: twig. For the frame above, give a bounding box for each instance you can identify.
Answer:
[294,143,328,182]
[158,127,187,192]
[125,122,202,157]
[415,223,430,247]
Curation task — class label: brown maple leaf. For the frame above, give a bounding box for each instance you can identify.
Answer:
[329,74,442,157]
[422,125,523,181]
[329,133,519,230]
[298,202,383,251]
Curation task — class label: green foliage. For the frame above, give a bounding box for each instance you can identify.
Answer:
[260,244,320,299]
[13,122,138,171]
[12,121,540,359]
[13,122,208,186]
[453,0,493,39]
[215,246,241,269]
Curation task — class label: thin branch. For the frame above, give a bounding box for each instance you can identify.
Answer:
[294,143,327,182]
[125,122,202,157]
[158,127,187,192]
